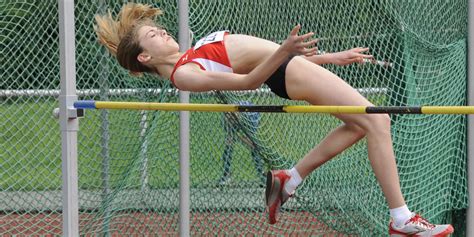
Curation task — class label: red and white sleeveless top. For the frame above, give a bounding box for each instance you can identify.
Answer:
[170,31,232,88]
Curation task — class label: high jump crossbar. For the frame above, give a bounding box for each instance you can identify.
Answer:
[74,100,474,114]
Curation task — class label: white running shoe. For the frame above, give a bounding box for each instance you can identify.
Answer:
[389,213,454,237]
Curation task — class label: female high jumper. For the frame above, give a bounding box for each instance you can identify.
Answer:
[94,3,453,236]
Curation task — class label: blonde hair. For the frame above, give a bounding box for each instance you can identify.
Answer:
[94,3,163,75]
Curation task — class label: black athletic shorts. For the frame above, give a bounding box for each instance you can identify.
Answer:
[264,56,295,99]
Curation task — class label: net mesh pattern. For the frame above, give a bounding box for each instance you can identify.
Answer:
[0,0,468,235]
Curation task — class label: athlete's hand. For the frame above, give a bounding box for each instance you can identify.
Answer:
[329,47,373,66]
[281,25,318,57]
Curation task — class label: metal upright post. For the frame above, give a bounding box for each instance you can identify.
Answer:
[467,0,474,236]
[178,0,191,236]
[97,1,111,235]
[58,0,79,236]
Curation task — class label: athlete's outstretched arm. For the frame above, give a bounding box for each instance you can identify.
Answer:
[173,25,317,92]
[304,47,373,65]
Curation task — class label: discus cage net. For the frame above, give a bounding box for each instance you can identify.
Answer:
[0,0,468,235]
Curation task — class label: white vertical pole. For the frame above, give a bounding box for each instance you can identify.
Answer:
[178,0,191,236]
[140,111,150,191]
[467,0,474,236]
[58,0,79,236]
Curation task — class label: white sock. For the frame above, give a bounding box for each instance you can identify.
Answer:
[284,167,302,194]
[389,205,412,228]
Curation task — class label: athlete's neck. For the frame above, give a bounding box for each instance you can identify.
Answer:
[154,52,184,79]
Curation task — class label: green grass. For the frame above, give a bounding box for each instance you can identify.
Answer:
[2,100,63,190]
[1,95,385,191]
[2,99,276,190]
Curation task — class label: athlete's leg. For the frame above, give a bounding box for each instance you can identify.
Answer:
[285,57,404,208]
[248,115,264,182]
[220,117,236,184]
[294,123,365,178]
[266,57,453,234]
[221,141,233,179]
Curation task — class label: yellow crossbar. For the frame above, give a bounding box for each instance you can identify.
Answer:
[74,101,474,114]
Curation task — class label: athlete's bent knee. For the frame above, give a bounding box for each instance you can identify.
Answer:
[366,114,391,133]
[346,123,366,138]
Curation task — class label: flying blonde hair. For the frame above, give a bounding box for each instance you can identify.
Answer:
[94,3,163,75]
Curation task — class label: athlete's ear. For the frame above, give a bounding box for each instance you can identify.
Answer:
[137,53,152,64]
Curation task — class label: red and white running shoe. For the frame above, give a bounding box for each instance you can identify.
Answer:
[265,170,292,224]
[389,213,454,237]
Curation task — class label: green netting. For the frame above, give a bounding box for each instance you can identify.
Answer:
[0,0,468,235]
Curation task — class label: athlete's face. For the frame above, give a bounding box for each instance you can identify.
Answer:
[137,25,179,60]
